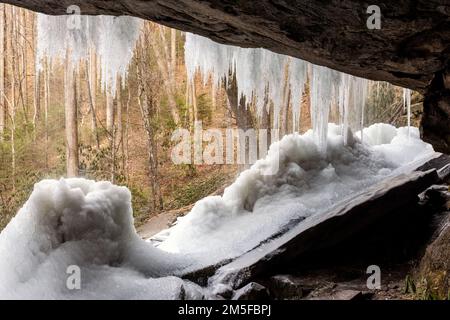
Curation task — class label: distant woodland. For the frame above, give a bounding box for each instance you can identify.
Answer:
[0,4,420,230]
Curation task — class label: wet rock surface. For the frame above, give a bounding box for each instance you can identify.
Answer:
[209,169,440,291]
[416,187,450,299]
[232,282,270,300]
[247,184,450,300]
[174,156,450,300]
[421,67,450,153]
[263,275,308,300]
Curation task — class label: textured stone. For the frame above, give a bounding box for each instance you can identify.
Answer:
[417,208,450,299]
[422,67,450,153]
[232,282,270,300]
[309,289,363,300]
[211,169,440,290]
[266,275,306,300]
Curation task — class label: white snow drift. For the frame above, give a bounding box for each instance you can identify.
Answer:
[0,179,203,299]
[157,124,435,266]
[0,124,436,299]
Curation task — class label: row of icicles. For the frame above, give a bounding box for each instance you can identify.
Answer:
[184,33,413,151]
[35,14,413,152]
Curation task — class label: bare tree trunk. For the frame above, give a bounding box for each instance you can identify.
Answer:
[170,28,176,82]
[226,73,254,131]
[186,77,193,129]
[76,65,83,125]
[211,80,217,109]
[226,72,255,170]
[106,90,115,181]
[149,24,180,125]
[85,58,99,148]
[89,49,97,130]
[0,4,5,142]
[124,88,131,183]
[136,37,163,212]
[260,90,272,155]
[10,112,15,192]
[191,79,198,123]
[116,82,124,174]
[138,86,163,211]
[123,87,131,183]
[31,10,40,138]
[33,70,40,136]
[16,8,28,125]
[20,9,27,115]
[110,118,116,183]
[279,62,291,137]
[9,6,16,190]
[300,79,311,133]
[65,52,79,177]
[106,91,114,132]
[44,59,50,170]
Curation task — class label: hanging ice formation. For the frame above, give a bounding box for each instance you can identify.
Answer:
[185,33,370,151]
[36,14,143,95]
[403,88,412,138]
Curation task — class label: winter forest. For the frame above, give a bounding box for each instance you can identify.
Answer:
[0,4,420,231]
[1,1,448,301]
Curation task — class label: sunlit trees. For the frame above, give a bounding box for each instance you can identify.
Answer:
[64,53,78,177]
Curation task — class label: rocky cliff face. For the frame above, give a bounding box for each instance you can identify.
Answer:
[3,0,450,152]
[422,67,450,153]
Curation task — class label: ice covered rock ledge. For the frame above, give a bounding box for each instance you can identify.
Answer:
[4,0,450,153]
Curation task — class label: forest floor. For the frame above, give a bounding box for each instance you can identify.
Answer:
[137,165,236,237]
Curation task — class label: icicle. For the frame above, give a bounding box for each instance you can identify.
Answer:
[309,64,339,152]
[360,91,365,143]
[403,88,412,139]
[184,33,307,118]
[36,14,142,95]
[376,81,380,99]
[184,33,370,152]
[402,89,405,111]
[290,57,307,133]
[338,73,350,143]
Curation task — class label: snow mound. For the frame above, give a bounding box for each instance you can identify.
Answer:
[358,124,434,167]
[158,124,435,266]
[359,123,399,145]
[0,179,201,299]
